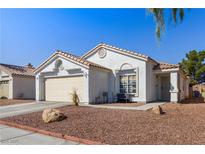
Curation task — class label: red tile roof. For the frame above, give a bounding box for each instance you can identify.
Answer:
[34,50,111,74]
[0,63,35,77]
[56,51,111,71]
[82,43,158,64]
[153,62,180,70]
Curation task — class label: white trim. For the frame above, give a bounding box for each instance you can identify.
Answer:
[135,67,139,97]
[119,74,137,95]
[44,74,84,79]
[65,68,82,71]
[34,53,90,75]
[9,77,13,99]
[170,90,179,93]
[0,78,10,81]
[89,65,111,73]
[115,68,135,72]
[153,68,179,73]
[82,44,156,63]
[34,52,57,74]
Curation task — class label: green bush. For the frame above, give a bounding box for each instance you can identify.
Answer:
[1,96,8,99]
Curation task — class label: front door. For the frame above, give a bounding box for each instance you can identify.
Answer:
[161,76,170,101]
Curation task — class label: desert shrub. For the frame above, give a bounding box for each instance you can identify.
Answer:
[1,96,8,99]
[70,89,79,106]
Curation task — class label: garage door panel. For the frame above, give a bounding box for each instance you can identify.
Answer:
[45,76,84,102]
[0,80,9,98]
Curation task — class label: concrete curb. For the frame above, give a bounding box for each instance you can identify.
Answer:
[0,120,104,145]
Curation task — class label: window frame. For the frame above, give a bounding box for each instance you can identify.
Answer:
[119,74,136,95]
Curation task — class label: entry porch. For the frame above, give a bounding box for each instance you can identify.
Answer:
[155,71,188,103]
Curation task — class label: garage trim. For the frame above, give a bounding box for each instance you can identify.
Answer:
[44,75,85,103]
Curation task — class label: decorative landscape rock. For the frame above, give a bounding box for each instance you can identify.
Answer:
[42,108,67,123]
[152,105,164,115]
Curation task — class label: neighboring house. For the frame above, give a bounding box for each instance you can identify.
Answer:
[0,63,35,99]
[34,43,189,104]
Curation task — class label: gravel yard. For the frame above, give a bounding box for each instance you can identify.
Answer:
[2,100,205,144]
[0,99,34,106]
[99,102,144,107]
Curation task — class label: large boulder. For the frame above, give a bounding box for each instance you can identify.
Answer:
[152,105,164,115]
[42,108,67,123]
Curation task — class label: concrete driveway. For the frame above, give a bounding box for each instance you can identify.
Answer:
[0,101,70,119]
[0,124,79,145]
[0,102,80,145]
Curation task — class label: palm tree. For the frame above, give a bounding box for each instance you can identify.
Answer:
[148,8,185,40]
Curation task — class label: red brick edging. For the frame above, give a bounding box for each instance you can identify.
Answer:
[0,120,104,145]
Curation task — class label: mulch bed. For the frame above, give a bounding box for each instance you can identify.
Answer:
[0,99,34,106]
[2,101,205,144]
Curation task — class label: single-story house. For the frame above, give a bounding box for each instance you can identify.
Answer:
[0,63,35,99]
[34,43,189,104]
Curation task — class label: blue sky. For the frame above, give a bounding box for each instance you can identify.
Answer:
[0,8,205,67]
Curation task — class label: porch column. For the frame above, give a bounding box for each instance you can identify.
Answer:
[83,70,89,104]
[9,77,13,99]
[135,67,139,97]
[170,72,179,102]
[36,74,45,101]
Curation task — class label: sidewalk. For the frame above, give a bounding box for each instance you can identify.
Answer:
[132,102,166,110]
[0,124,80,145]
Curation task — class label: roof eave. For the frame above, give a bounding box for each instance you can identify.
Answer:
[82,43,155,63]
[34,51,93,75]
[89,65,112,72]
[153,68,180,73]
[0,65,12,76]
[147,57,158,65]
[81,44,102,58]
[11,74,35,78]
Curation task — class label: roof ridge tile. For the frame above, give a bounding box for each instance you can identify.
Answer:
[56,50,111,71]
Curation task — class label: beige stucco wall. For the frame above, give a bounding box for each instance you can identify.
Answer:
[0,80,9,98]
[178,72,190,101]
[146,62,158,102]
[35,56,90,103]
[0,70,12,99]
[89,67,110,103]
[85,48,147,102]
[12,76,35,99]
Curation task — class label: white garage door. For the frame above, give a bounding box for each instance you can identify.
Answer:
[45,76,84,102]
[0,80,9,98]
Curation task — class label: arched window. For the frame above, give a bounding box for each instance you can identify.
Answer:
[119,63,138,95]
[55,59,62,70]
[120,63,133,70]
